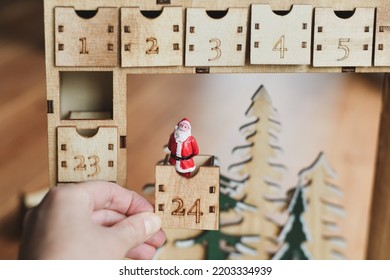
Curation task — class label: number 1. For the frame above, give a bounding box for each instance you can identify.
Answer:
[79,37,89,54]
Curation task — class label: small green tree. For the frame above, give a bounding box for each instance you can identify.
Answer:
[176,229,259,260]
[273,184,311,260]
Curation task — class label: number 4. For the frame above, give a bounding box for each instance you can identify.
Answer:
[187,199,203,223]
[273,35,287,59]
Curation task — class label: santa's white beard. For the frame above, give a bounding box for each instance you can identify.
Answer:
[174,128,191,143]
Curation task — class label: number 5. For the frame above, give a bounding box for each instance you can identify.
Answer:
[337,38,350,61]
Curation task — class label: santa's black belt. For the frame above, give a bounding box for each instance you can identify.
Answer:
[170,154,194,161]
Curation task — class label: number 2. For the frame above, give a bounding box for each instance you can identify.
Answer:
[146,37,159,54]
[171,198,185,216]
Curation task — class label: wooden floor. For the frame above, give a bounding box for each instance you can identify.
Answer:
[0,0,384,259]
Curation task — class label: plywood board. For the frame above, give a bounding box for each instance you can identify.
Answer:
[250,4,312,65]
[55,7,118,67]
[374,6,390,66]
[185,8,248,66]
[155,156,219,230]
[57,126,118,182]
[313,8,375,67]
[121,6,183,67]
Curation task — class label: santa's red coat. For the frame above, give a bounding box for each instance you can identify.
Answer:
[168,134,199,173]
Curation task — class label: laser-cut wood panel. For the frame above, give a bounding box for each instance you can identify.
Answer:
[313,8,375,67]
[155,156,219,230]
[250,4,312,65]
[121,7,183,67]
[57,126,118,182]
[185,8,248,67]
[374,6,390,66]
[55,7,118,67]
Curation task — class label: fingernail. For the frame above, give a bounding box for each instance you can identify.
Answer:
[144,214,161,237]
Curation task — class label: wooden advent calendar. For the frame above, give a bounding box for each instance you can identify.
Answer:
[43,0,390,258]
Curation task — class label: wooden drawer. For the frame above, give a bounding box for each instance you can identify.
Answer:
[250,4,312,65]
[185,8,248,67]
[57,126,118,182]
[55,7,118,67]
[155,155,219,230]
[313,8,375,67]
[374,6,390,66]
[121,7,183,67]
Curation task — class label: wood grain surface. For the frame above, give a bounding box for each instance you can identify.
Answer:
[0,0,384,259]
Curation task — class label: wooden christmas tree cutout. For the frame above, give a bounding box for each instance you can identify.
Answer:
[274,152,346,260]
[153,86,346,260]
[273,184,312,260]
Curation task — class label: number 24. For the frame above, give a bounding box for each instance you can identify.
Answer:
[171,198,203,223]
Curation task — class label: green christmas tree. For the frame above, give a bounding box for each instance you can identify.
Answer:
[172,174,259,260]
[176,227,259,260]
[273,184,311,260]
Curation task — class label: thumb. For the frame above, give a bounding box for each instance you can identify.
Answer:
[112,212,162,249]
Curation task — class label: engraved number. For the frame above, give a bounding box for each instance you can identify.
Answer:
[273,35,287,59]
[74,155,87,171]
[171,198,186,216]
[171,198,204,223]
[88,155,100,177]
[146,37,159,54]
[187,199,203,223]
[73,155,100,177]
[337,38,350,61]
[208,38,221,61]
[79,37,89,54]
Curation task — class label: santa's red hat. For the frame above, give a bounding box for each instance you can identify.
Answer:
[178,118,191,129]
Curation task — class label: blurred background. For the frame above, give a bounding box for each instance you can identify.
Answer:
[0,0,384,259]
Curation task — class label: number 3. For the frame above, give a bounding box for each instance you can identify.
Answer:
[208,38,221,61]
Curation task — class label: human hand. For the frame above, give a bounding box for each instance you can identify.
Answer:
[19,181,166,259]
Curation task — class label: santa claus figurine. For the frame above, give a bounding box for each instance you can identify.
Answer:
[168,118,199,178]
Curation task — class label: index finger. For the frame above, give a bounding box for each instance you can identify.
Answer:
[78,181,154,215]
